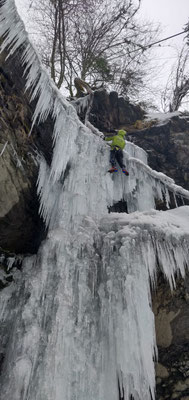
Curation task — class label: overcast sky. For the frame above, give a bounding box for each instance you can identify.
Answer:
[138,0,189,110]
[139,0,188,65]
[140,0,188,35]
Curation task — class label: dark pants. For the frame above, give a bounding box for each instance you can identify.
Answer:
[110,148,125,169]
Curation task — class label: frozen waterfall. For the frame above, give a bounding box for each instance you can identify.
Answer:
[1,1,189,400]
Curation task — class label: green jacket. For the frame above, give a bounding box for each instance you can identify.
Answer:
[105,129,126,150]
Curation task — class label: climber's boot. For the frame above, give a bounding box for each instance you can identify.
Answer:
[122,168,129,176]
[108,166,118,173]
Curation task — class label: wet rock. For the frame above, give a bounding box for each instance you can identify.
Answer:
[88,89,145,132]
[153,273,189,399]
[0,47,53,254]
[128,115,189,191]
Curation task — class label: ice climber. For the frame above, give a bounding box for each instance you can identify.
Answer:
[105,129,129,175]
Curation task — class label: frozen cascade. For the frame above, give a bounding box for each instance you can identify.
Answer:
[1,206,189,400]
[1,1,189,400]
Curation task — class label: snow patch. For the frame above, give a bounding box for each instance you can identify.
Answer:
[145,111,180,124]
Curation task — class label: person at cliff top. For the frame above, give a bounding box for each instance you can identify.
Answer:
[105,129,129,175]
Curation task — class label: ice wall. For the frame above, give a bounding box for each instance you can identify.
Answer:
[1,1,189,400]
[1,206,189,400]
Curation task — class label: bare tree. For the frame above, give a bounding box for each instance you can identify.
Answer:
[26,0,159,98]
[26,0,98,90]
[70,1,141,79]
[27,0,73,88]
[185,20,189,45]
[67,0,159,93]
[161,45,189,112]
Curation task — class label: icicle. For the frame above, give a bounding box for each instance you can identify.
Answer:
[85,121,104,138]
[6,257,16,271]
[71,95,91,116]
[125,140,148,165]
[0,141,8,157]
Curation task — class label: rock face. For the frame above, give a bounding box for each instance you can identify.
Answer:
[153,274,189,399]
[88,89,145,132]
[0,48,54,255]
[128,116,189,191]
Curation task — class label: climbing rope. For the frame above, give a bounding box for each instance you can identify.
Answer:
[129,27,189,54]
